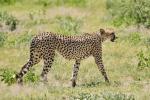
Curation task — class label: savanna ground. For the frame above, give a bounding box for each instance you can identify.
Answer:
[0,0,150,100]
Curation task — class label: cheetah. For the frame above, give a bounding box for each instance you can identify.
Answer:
[16,28,117,87]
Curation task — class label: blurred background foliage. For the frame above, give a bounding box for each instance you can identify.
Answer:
[107,0,150,28]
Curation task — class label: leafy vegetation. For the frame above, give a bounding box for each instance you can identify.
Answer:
[0,68,39,85]
[0,69,16,85]
[107,0,150,28]
[24,68,40,83]
[0,11,18,31]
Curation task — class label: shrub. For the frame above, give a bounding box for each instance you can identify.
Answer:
[55,16,82,35]
[107,0,150,28]
[0,11,19,31]
[5,16,18,31]
[24,68,40,83]
[0,69,16,86]
[0,68,40,85]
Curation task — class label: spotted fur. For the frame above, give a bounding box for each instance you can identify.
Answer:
[16,28,116,87]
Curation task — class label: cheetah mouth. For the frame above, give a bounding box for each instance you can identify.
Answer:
[111,39,115,42]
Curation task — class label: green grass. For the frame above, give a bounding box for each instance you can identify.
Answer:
[0,0,150,100]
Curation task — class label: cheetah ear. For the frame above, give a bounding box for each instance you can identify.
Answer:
[100,28,105,35]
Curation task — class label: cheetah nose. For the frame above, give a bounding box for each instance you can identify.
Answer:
[111,36,115,42]
[111,35,118,42]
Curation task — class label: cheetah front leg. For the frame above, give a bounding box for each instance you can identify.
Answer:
[94,54,110,83]
[71,60,80,87]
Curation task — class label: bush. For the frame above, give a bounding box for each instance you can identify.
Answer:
[0,69,16,86]
[0,68,40,85]
[107,0,150,28]
[55,16,82,35]
[24,68,40,83]
[0,11,19,31]
[5,16,18,31]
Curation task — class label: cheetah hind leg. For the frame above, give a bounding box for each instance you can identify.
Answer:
[40,50,55,83]
[16,50,42,85]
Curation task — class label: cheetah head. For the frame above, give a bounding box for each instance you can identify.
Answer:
[99,28,117,42]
